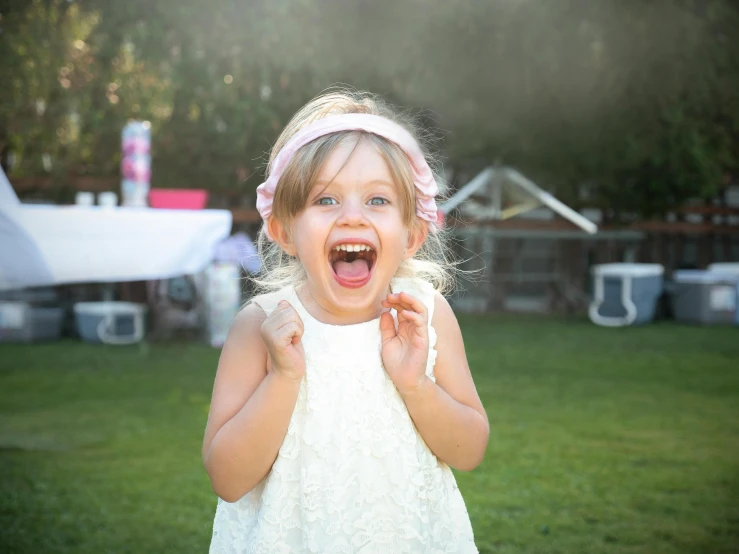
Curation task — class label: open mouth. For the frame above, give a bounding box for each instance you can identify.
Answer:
[329,243,377,288]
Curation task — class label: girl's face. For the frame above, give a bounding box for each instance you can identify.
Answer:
[270,137,425,323]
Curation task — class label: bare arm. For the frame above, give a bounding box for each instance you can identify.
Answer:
[399,294,489,471]
[202,301,304,502]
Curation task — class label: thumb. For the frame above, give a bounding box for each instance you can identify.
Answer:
[379,311,397,344]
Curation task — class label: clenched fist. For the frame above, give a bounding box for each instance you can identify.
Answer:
[260,300,306,382]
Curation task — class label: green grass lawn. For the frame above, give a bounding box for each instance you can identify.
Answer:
[1,316,738,554]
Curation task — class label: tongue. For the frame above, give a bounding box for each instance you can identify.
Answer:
[334,259,370,282]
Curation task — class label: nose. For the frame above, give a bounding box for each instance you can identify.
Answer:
[336,197,368,227]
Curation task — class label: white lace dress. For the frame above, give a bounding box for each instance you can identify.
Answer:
[209,277,478,553]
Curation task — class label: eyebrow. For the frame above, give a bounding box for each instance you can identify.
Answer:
[312,179,397,191]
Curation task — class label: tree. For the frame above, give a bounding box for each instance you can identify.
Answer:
[2,0,737,220]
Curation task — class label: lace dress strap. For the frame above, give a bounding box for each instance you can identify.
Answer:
[391,277,440,380]
[391,277,437,321]
[247,288,293,317]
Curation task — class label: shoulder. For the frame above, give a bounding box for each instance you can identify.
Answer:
[243,287,292,319]
[428,294,475,397]
[227,285,298,340]
[224,301,268,348]
[430,291,459,336]
[226,288,288,339]
[431,291,454,321]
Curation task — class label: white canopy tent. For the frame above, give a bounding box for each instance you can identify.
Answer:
[440,167,641,314]
[0,167,232,291]
[440,166,598,234]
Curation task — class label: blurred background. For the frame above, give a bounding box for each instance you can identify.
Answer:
[1,1,738,553]
[3,0,738,214]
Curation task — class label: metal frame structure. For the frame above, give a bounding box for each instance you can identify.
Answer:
[442,167,644,314]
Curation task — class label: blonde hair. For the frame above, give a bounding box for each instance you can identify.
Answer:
[253,88,457,294]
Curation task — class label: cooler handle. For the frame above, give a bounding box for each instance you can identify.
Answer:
[97,311,145,345]
[588,274,638,327]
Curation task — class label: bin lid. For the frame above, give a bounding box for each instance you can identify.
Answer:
[593,263,664,277]
[673,270,739,284]
[73,301,148,316]
[707,263,739,276]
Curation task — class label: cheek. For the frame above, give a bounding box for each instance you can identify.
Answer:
[372,204,406,225]
[292,219,329,256]
[388,232,412,259]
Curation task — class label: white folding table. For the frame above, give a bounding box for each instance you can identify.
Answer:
[0,167,232,291]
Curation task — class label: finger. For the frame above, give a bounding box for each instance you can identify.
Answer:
[398,309,425,329]
[383,295,405,311]
[262,303,304,341]
[379,311,397,344]
[275,321,303,346]
[273,300,296,316]
[384,292,422,309]
[270,302,303,327]
[274,299,292,313]
[384,293,427,318]
[397,292,427,315]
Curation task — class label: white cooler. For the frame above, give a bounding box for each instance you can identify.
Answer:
[589,263,665,327]
[672,270,739,325]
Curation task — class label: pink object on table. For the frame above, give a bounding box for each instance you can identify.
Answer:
[122,136,151,155]
[149,189,209,210]
[121,157,151,182]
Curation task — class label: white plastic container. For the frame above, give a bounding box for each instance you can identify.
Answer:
[672,270,739,325]
[0,301,64,343]
[204,262,242,348]
[589,263,665,327]
[74,302,147,344]
[707,263,739,276]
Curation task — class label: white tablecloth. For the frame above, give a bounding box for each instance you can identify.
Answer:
[0,204,232,290]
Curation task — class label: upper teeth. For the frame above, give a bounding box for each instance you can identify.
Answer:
[333,244,372,252]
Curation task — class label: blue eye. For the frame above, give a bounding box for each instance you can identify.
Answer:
[368,197,389,206]
[316,197,337,206]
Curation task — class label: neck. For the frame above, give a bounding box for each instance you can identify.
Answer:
[295,283,390,325]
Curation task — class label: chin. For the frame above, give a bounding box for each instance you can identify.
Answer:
[325,269,391,309]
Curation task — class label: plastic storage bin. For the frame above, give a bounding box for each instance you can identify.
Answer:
[672,270,739,325]
[74,302,147,344]
[0,287,58,304]
[705,264,739,325]
[0,302,64,343]
[589,263,664,327]
[707,262,739,276]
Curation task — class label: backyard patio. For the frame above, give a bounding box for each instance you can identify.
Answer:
[1,315,737,554]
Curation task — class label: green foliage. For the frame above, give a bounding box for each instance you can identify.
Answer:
[1,0,738,217]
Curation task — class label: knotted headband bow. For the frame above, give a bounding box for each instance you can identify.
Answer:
[256,113,438,239]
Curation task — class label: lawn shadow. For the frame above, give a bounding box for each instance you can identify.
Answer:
[680,468,739,554]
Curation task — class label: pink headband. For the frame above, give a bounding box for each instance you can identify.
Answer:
[256,113,438,239]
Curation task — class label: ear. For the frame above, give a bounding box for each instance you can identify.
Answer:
[403,221,428,260]
[268,216,298,257]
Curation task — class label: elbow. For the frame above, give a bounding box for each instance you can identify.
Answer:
[205,467,250,503]
[203,451,250,503]
[211,482,246,504]
[453,416,490,472]
[204,453,266,503]
[452,447,486,472]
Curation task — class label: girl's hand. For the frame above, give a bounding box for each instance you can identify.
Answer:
[260,300,306,382]
[380,292,429,395]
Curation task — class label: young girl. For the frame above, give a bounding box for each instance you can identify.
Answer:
[203,90,489,553]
